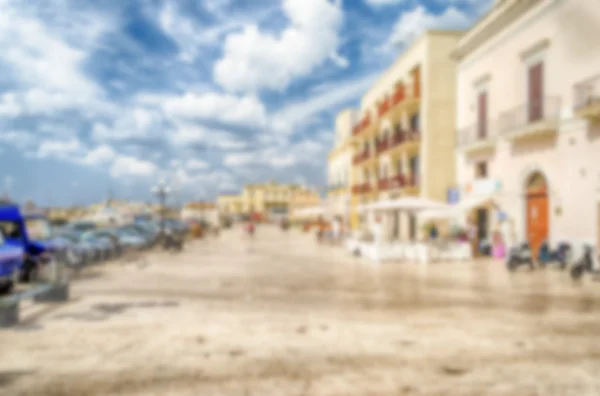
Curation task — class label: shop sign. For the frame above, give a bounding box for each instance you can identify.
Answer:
[447,187,460,204]
[464,178,502,196]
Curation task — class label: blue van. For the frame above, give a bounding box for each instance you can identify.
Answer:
[0,229,23,293]
[0,205,66,282]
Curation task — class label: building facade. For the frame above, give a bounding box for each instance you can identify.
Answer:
[327,109,357,225]
[289,189,322,221]
[454,0,600,253]
[218,182,308,220]
[349,30,462,239]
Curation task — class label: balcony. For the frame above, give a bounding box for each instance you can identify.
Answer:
[377,178,389,190]
[405,173,420,195]
[574,74,600,121]
[498,97,561,141]
[457,120,498,154]
[388,174,407,190]
[388,127,407,150]
[352,150,370,165]
[403,83,421,115]
[375,138,389,154]
[378,97,391,117]
[351,182,372,194]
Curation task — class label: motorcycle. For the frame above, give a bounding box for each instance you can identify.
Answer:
[507,243,534,271]
[538,241,572,270]
[570,245,596,281]
[162,230,183,252]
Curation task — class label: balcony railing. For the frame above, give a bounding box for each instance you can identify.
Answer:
[498,96,561,134]
[377,178,389,190]
[389,128,407,148]
[352,182,372,194]
[574,73,600,110]
[378,98,391,117]
[457,119,498,147]
[392,85,405,105]
[375,138,389,154]
[352,150,370,165]
[388,174,406,189]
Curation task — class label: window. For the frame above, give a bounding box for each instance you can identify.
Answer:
[0,221,22,240]
[476,162,488,178]
[410,114,419,131]
[477,91,488,138]
[528,62,544,122]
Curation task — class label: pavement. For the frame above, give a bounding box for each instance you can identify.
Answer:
[1,225,600,395]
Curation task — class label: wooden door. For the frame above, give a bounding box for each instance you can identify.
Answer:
[528,63,544,122]
[597,202,600,251]
[527,192,549,258]
[477,91,488,138]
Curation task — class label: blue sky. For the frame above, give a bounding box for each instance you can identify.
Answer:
[0,0,491,206]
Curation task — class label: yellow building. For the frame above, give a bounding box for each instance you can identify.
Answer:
[218,182,308,220]
[289,189,322,222]
[217,194,244,216]
[348,30,462,238]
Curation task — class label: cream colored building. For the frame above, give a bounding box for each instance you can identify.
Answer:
[217,194,244,216]
[327,109,357,224]
[218,182,307,220]
[182,201,219,225]
[289,189,322,221]
[454,0,600,253]
[350,30,462,238]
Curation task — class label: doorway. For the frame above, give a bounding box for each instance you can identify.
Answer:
[597,202,600,251]
[526,172,549,258]
[392,211,400,239]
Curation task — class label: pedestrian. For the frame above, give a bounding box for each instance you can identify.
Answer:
[429,223,439,241]
[467,218,478,257]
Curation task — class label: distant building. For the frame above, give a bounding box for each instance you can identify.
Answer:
[181,201,219,225]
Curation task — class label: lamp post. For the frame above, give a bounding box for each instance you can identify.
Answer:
[152,178,171,236]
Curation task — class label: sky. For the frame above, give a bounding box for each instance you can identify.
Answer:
[0,0,493,206]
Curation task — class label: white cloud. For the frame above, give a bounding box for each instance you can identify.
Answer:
[386,5,471,48]
[213,0,343,93]
[364,0,405,6]
[224,152,258,167]
[0,130,37,150]
[272,72,378,134]
[110,156,157,178]
[83,145,116,166]
[163,92,267,127]
[186,159,209,171]
[36,139,84,159]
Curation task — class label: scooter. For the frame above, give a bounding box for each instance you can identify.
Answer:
[538,242,572,270]
[507,243,535,271]
[570,245,595,281]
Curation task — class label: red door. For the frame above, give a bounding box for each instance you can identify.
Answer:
[527,190,549,259]
[528,63,544,122]
[477,91,488,138]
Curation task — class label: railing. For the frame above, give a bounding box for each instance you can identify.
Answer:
[574,73,600,110]
[377,178,389,190]
[389,128,407,148]
[392,85,405,105]
[375,138,389,154]
[352,150,370,165]
[388,174,406,189]
[457,120,498,147]
[351,183,372,194]
[408,173,419,186]
[498,96,561,133]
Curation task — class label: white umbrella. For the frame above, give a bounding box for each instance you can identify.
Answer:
[359,197,448,213]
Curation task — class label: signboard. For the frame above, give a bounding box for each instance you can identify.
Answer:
[464,178,502,196]
[447,187,460,204]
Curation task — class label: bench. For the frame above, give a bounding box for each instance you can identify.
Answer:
[0,282,69,327]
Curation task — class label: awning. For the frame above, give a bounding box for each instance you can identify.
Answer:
[358,197,449,213]
[419,194,498,221]
[291,206,326,218]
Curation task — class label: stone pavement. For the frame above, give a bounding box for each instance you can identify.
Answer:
[1,224,600,395]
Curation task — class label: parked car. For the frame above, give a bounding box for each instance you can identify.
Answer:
[0,230,24,293]
[114,227,147,251]
[80,231,112,260]
[65,221,97,233]
[90,229,123,256]
[57,231,97,265]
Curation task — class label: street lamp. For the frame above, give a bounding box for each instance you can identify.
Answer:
[152,178,171,235]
